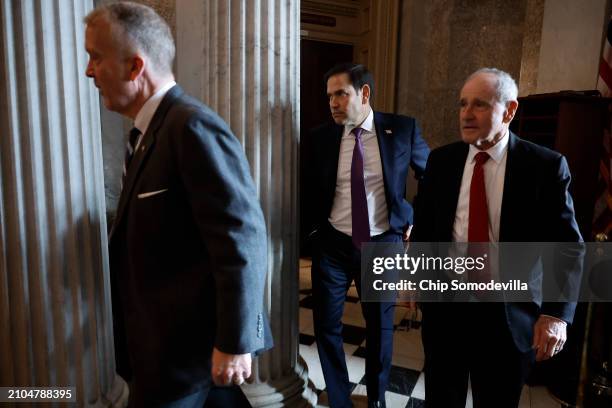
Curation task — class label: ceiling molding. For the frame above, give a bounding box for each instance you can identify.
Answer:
[302,0,360,18]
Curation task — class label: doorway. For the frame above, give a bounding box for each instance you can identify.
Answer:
[300,39,354,255]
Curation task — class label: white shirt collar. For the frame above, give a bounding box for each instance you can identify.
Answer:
[134,80,177,135]
[346,108,374,135]
[467,130,509,164]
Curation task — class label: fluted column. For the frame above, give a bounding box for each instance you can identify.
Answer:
[176,0,316,406]
[0,1,127,407]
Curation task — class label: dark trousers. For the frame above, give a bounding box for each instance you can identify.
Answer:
[421,303,535,408]
[311,224,400,407]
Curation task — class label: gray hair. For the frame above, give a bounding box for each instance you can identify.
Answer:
[466,68,518,105]
[84,2,175,76]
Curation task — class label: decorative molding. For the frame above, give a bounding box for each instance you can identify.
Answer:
[302,13,337,27]
[302,0,359,17]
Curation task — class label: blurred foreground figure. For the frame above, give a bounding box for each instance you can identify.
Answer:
[84,2,271,406]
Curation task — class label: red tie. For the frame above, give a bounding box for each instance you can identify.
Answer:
[468,152,490,242]
[468,152,490,284]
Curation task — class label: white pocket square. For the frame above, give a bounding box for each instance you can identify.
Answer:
[137,188,168,199]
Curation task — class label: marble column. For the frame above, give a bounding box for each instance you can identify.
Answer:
[176,0,316,406]
[0,1,127,407]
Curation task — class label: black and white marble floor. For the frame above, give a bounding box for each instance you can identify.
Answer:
[298,258,562,408]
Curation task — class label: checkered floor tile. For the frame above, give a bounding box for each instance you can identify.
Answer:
[298,258,562,408]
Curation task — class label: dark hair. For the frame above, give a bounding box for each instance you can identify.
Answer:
[324,63,374,98]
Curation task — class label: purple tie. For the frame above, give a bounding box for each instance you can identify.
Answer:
[351,127,370,249]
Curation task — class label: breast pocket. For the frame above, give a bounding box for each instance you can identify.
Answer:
[132,187,170,239]
[137,188,168,199]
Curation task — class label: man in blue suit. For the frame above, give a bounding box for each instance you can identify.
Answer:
[307,63,430,408]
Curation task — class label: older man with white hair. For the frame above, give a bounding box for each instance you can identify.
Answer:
[84,2,271,407]
[412,68,582,407]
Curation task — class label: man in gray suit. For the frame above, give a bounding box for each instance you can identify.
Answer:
[84,2,271,407]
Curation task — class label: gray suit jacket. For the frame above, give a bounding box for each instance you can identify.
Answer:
[109,85,272,404]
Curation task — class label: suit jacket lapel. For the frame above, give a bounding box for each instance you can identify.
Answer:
[499,132,520,241]
[373,111,394,206]
[442,143,468,239]
[110,85,184,239]
[324,124,343,199]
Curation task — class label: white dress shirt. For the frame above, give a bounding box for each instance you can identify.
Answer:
[453,133,509,243]
[133,80,177,148]
[329,109,390,236]
[451,133,564,323]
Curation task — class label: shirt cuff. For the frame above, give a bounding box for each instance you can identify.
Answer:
[540,314,567,325]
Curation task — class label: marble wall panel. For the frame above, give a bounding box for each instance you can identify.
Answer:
[397,0,527,148]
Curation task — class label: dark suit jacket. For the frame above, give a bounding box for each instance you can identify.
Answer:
[413,132,582,352]
[109,85,272,403]
[307,111,430,237]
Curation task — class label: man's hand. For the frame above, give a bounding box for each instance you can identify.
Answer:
[532,315,567,361]
[211,348,252,386]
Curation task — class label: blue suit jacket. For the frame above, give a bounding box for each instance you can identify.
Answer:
[307,111,430,237]
[109,85,272,404]
[413,132,583,352]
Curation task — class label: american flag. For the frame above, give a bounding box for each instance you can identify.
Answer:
[593,17,612,240]
[598,17,612,96]
[592,122,612,240]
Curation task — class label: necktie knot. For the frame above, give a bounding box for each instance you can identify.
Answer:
[474,151,490,166]
[352,127,363,140]
[128,127,141,153]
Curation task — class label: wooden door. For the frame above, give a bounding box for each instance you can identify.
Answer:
[300,39,353,255]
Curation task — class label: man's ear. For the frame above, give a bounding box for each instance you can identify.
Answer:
[129,55,145,81]
[361,84,371,105]
[503,100,519,124]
